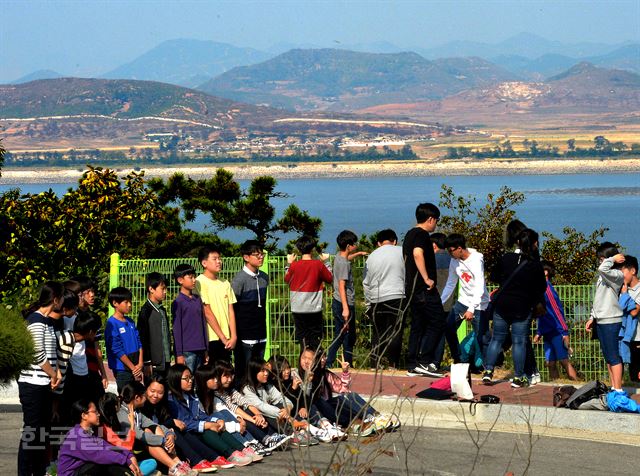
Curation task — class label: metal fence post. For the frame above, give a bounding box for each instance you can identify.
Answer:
[262,251,272,361]
[109,253,120,291]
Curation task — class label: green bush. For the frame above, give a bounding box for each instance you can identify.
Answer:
[0,305,35,383]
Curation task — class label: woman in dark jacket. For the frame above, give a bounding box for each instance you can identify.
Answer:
[483,228,547,387]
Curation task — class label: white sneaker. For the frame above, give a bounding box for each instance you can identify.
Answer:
[530,373,541,385]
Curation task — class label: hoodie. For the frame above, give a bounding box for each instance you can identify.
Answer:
[591,257,624,324]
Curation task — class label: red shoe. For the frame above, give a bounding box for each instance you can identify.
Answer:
[208,456,235,469]
[192,460,218,473]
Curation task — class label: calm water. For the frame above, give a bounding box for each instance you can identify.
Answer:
[2,173,639,255]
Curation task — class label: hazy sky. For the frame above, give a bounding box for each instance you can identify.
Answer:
[2,0,638,81]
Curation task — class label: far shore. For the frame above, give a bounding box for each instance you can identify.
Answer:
[1,157,639,184]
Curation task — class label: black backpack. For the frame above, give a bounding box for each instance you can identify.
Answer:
[565,380,609,410]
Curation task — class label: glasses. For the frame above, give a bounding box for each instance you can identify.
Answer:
[181,376,194,381]
[85,409,99,415]
[250,252,265,258]
[447,247,459,254]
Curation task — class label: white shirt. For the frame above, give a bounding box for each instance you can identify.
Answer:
[440,248,490,312]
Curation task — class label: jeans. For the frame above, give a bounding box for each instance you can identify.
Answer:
[327,299,356,368]
[407,288,445,369]
[183,350,206,375]
[18,382,51,476]
[597,322,623,365]
[484,311,531,378]
[368,298,405,368]
[114,370,135,394]
[234,341,266,382]
[444,301,482,363]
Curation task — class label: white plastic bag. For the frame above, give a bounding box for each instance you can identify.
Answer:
[450,362,474,401]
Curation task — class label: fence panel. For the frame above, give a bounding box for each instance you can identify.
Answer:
[110,253,606,381]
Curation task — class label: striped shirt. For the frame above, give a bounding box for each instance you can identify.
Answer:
[54,330,76,394]
[18,311,57,386]
[216,388,250,413]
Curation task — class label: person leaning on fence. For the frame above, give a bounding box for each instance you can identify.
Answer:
[172,264,209,375]
[440,233,490,365]
[327,230,368,368]
[105,287,144,393]
[586,242,626,392]
[483,228,546,388]
[403,202,447,378]
[196,246,238,364]
[284,235,333,352]
[619,255,640,382]
[137,272,172,380]
[362,228,406,370]
[534,260,578,380]
[231,240,270,381]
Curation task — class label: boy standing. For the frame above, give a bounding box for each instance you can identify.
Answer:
[327,230,367,368]
[440,233,490,364]
[105,287,143,392]
[403,203,445,378]
[196,246,237,363]
[231,240,269,380]
[619,255,640,382]
[137,272,171,379]
[586,242,625,392]
[533,261,578,380]
[285,235,333,352]
[172,264,209,374]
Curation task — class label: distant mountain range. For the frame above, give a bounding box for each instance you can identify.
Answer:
[198,48,518,110]
[358,62,640,123]
[101,39,271,88]
[10,69,63,84]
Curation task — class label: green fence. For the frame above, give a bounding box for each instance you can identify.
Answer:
[109,253,607,382]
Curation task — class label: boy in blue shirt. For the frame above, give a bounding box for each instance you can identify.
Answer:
[105,286,143,392]
[619,255,640,382]
[534,261,578,380]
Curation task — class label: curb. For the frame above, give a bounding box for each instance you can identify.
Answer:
[370,395,640,446]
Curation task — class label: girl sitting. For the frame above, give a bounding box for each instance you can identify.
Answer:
[141,377,227,472]
[116,382,197,476]
[58,399,141,476]
[213,360,292,452]
[166,364,254,466]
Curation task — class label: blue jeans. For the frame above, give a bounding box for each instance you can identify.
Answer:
[327,299,356,368]
[444,301,481,363]
[484,311,531,378]
[183,351,206,375]
[597,321,622,365]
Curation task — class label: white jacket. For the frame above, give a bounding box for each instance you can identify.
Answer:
[440,248,490,312]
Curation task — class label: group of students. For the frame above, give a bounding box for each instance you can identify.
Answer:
[17,240,397,476]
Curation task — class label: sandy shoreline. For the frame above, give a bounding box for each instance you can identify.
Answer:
[1,158,639,184]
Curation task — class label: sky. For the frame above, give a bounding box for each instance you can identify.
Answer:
[1,0,639,82]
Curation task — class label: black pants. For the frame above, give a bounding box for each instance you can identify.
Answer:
[175,430,220,464]
[74,462,133,475]
[208,340,232,364]
[407,288,445,369]
[368,299,405,368]
[629,343,640,382]
[234,341,266,382]
[18,382,52,476]
[293,312,324,352]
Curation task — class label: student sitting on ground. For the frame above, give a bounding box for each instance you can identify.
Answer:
[166,364,254,467]
[57,399,142,476]
[213,360,292,452]
[116,382,198,476]
[140,376,229,472]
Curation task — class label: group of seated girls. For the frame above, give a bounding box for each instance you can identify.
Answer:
[57,349,399,476]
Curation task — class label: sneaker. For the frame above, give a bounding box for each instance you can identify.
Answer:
[407,367,426,377]
[263,433,292,451]
[290,431,311,447]
[530,373,541,385]
[359,421,378,437]
[169,461,198,476]
[192,460,218,473]
[310,427,334,443]
[250,441,271,456]
[482,370,493,385]
[227,450,253,467]
[242,447,264,462]
[420,363,444,378]
[511,377,529,388]
[208,456,235,469]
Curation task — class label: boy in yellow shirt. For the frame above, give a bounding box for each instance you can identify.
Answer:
[195,246,238,363]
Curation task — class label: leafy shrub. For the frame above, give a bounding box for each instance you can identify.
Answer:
[0,305,34,383]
